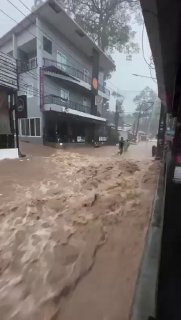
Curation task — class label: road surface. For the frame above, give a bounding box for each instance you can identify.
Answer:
[0,142,158,320]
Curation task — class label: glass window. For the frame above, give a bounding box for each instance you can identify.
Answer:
[43,36,52,55]
[29,58,37,70]
[20,118,41,137]
[83,69,89,82]
[60,89,69,101]
[30,119,35,136]
[57,51,67,71]
[35,118,40,136]
[25,119,30,136]
[21,119,29,136]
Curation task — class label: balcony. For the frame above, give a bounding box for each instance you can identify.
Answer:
[43,58,110,98]
[18,57,37,73]
[44,95,91,114]
[43,58,91,85]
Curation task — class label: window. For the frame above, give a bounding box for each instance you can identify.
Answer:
[29,57,37,70]
[43,36,52,55]
[60,89,69,101]
[26,84,33,98]
[35,118,40,136]
[57,51,67,71]
[30,119,35,136]
[21,119,30,136]
[83,69,89,82]
[20,118,41,137]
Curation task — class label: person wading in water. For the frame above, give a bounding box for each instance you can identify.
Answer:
[119,137,125,155]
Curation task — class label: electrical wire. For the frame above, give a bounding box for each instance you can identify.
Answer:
[142,23,153,69]
[1,2,157,95]
[0,7,19,24]
[16,0,31,12]
[8,0,89,70]
[149,65,157,84]
[6,0,149,95]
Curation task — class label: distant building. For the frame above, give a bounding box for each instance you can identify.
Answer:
[0,0,114,145]
[118,126,131,141]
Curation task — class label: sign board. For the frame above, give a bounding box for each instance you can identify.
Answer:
[95,95,103,106]
[17,95,27,118]
[0,51,18,90]
[0,90,11,134]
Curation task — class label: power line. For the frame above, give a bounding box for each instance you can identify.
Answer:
[1,3,157,95]
[149,67,157,84]
[9,0,88,70]
[1,2,116,93]
[141,23,153,69]
[5,0,135,95]
[0,7,19,24]
[16,0,31,12]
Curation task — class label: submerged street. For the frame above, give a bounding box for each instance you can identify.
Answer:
[0,142,158,320]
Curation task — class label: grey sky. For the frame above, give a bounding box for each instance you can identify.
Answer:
[0,0,157,112]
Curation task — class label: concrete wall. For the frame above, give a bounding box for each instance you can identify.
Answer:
[0,40,12,54]
[39,19,93,75]
[16,25,36,47]
[45,76,91,107]
[18,68,41,118]
[0,25,36,53]
[19,136,43,144]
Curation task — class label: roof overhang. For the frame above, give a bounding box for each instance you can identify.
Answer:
[44,104,106,122]
[140,0,181,113]
[0,0,115,74]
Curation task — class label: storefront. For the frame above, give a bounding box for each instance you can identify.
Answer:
[43,110,107,145]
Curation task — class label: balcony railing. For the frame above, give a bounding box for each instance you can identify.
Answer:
[99,83,110,96]
[18,57,37,73]
[43,58,92,85]
[43,58,110,97]
[44,95,91,114]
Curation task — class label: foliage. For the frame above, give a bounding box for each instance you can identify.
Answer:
[133,87,158,134]
[133,86,157,116]
[61,0,140,54]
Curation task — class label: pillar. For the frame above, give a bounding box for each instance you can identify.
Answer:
[12,34,18,59]
[156,103,166,159]
[91,49,99,115]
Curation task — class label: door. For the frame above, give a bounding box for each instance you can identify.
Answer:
[57,51,67,71]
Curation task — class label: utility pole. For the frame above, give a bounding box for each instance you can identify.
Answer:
[134,103,142,140]
[115,96,124,131]
[156,103,166,159]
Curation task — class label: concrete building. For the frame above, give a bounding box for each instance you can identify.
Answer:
[0,0,114,145]
[0,51,19,160]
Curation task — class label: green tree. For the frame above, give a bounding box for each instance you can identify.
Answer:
[133,87,157,133]
[133,87,157,115]
[61,0,140,54]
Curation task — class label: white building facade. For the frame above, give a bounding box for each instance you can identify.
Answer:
[0,0,114,144]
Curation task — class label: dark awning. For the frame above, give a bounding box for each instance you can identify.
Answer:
[140,0,181,113]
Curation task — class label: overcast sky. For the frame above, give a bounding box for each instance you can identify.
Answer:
[0,0,157,112]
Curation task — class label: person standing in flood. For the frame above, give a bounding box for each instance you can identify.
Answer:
[119,137,125,155]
